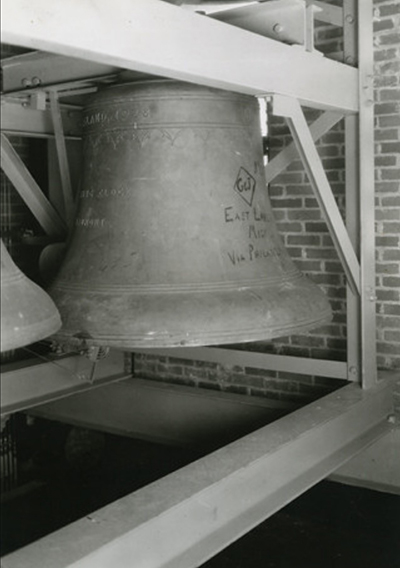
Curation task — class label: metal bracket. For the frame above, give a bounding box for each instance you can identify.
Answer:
[270,94,361,296]
[264,109,343,183]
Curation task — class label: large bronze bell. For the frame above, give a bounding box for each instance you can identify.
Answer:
[1,240,61,352]
[49,80,331,348]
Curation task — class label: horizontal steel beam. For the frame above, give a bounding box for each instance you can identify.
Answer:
[1,51,123,93]
[210,1,308,47]
[0,350,127,416]
[133,347,349,380]
[28,377,297,448]
[2,380,393,568]
[1,0,359,112]
[1,98,82,138]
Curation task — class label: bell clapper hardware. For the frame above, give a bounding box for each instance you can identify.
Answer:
[50,340,109,384]
[85,346,110,384]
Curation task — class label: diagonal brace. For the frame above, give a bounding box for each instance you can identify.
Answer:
[1,133,66,238]
[265,110,343,183]
[271,95,360,296]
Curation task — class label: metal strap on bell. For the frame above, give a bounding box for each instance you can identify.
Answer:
[1,240,61,352]
[49,80,331,348]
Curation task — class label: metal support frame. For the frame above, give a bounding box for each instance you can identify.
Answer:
[1,96,82,139]
[0,1,377,382]
[0,132,66,237]
[133,347,349,380]
[0,2,383,565]
[357,0,377,387]
[1,380,393,568]
[1,0,358,112]
[270,94,360,296]
[0,349,127,417]
[48,89,75,227]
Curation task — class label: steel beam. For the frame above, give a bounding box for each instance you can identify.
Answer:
[1,0,359,112]
[49,90,75,227]
[210,1,309,47]
[133,347,349,380]
[264,110,343,183]
[306,1,343,27]
[28,378,297,448]
[344,0,361,383]
[0,51,132,94]
[1,380,393,568]
[358,0,377,387]
[271,94,361,296]
[0,133,66,237]
[0,350,127,416]
[1,98,82,139]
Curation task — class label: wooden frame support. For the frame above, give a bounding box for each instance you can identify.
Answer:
[2,380,393,568]
[271,94,360,296]
[0,133,66,237]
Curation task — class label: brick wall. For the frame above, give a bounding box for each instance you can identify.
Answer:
[135,2,399,408]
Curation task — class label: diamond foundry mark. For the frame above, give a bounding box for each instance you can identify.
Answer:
[234,167,256,206]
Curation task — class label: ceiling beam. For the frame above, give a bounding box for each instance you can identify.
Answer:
[1,0,359,112]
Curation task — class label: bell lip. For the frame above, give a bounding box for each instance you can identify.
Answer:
[0,312,62,353]
[50,311,332,349]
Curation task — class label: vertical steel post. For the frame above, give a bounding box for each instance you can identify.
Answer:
[358,0,377,387]
[344,0,361,384]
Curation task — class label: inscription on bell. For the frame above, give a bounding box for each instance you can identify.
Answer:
[234,167,256,206]
[83,106,151,129]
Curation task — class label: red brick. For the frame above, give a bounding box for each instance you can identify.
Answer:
[383,276,400,287]
[380,32,400,45]
[378,4,400,17]
[287,235,321,246]
[374,19,395,32]
[384,330,400,343]
[375,155,397,166]
[380,141,400,153]
[381,168,400,179]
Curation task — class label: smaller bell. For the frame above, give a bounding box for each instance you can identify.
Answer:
[1,240,62,352]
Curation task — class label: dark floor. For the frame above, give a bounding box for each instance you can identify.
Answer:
[1,423,400,567]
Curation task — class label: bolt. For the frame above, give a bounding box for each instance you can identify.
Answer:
[349,366,358,376]
[345,56,354,65]
[345,14,354,24]
[31,77,41,86]
[21,78,31,88]
[387,414,396,425]
[273,23,284,34]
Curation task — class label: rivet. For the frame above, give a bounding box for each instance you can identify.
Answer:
[21,78,31,88]
[273,23,284,34]
[31,77,41,86]
[387,414,396,424]
[345,14,354,24]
